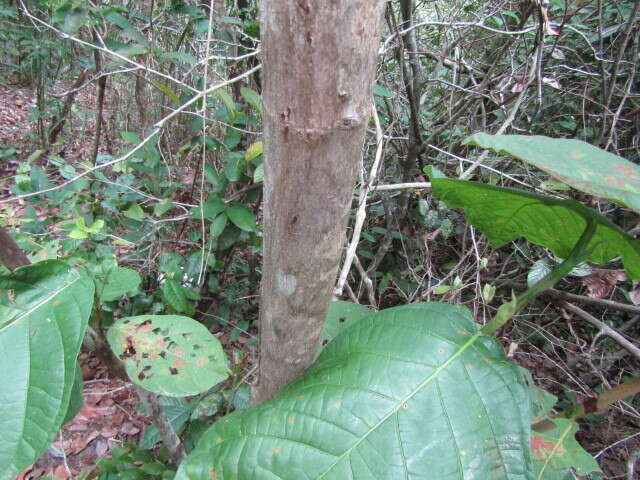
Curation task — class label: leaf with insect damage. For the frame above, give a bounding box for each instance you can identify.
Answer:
[107,315,229,397]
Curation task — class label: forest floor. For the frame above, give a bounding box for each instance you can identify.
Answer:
[1,80,639,479]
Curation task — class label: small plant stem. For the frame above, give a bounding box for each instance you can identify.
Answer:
[482,217,597,335]
[136,387,187,464]
[532,376,640,433]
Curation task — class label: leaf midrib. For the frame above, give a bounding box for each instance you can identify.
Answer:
[315,331,482,479]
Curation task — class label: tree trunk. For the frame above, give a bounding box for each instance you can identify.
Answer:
[253,0,386,404]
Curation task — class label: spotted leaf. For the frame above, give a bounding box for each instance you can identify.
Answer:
[107,315,229,397]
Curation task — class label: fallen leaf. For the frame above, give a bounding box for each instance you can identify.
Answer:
[582,269,628,298]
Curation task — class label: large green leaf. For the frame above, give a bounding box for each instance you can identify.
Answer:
[0,260,94,479]
[225,204,256,232]
[316,300,372,357]
[176,303,534,479]
[464,133,640,214]
[99,266,141,302]
[431,178,640,279]
[107,315,229,397]
[532,419,600,479]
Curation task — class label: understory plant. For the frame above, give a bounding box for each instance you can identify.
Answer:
[1,134,639,479]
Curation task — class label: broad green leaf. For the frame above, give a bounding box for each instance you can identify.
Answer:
[240,87,262,113]
[100,267,141,302]
[225,204,256,232]
[0,261,94,479]
[432,178,640,279]
[62,364,83,425]
[176,303,533,479]
[210,214,228,238]
[162,278,189,313]
[140,397,196,449]
[532,419,600,479]
[191,194,226,221]
[317,301,372,357]
[124,204,145,221]
[464,133,640,214]
[107,315,229,397]
[244,141,263,162]
[253,162,264,183]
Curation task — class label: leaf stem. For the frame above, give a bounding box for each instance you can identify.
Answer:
[532,376,640,433]
[482,217,597,335]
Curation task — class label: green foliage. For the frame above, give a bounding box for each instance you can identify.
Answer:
[465,134,640,215]
[431,178,640,279]
[532,419,600,479]
[0,260,94,479]
[97,443,176,480]
[176,303,534,479]
[140,397,196,449]
[316,300,372,356]
[107,315,229,396]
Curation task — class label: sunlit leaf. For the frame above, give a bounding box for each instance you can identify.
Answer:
[465,133,640,214]
[245,141,263,162]
[107,315,229,397]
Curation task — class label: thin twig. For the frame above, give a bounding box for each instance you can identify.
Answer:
[560,301,640,361]
[0,65,261,204]
[334,102,385,298]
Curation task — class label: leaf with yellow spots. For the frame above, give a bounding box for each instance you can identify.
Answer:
[107,315,229,396]
[465,133,640,214]
[175,302,535,479]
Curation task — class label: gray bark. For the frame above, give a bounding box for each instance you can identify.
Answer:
[253,0,386,404]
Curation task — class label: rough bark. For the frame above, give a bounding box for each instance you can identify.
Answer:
[253,0,386,404]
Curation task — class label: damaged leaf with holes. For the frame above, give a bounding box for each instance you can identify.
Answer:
[176,303,534,479]
[107,315,229,397]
